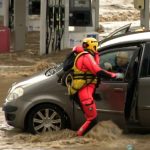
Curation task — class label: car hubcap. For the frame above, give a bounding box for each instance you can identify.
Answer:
[33,108,62,133]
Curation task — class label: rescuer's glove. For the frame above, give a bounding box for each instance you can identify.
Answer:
[116,73,124,79]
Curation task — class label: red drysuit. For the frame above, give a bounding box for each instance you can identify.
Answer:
[73,46,116,136]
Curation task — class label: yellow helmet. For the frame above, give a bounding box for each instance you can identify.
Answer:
[82,37,98,53]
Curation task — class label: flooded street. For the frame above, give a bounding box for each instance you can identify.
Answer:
[0,0,150,149]
[0,104,150,150]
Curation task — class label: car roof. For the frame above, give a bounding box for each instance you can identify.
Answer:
[98,31,150,50]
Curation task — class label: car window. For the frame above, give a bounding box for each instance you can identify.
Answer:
[100,50,134,81]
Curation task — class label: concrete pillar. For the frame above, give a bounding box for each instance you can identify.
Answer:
[95,0,99,30]
[26,0,29,30]
[3,0,9,27]
[40,0,47,55]
[63,0,69,48]
[14,0,26,51]
[140,0,149,30]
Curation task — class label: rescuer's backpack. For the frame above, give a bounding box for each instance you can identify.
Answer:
[61,52,77,86]
[61,46,84,86]
[63,51,77,72]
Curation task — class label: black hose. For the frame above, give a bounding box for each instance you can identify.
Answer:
[9,0,14,30]
[46,0,65,53]
[46,0,54,54]
[46,0,49,54]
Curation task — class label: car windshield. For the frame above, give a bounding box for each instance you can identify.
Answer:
[45,63,63,76]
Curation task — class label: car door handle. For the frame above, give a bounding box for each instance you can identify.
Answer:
[142,106,150,110]
[113,88,124,92]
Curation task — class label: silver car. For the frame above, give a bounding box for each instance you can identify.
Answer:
[3,30,150,134]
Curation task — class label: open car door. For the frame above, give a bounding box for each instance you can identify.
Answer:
[137,43,150,127]
[99,23,131,45]
[95,45,140,128]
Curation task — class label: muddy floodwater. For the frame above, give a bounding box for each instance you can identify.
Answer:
[0,0,150,148]
[0,76,150,150]
[0,109,150,150]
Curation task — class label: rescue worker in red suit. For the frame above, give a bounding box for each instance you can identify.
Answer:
[66,37,123,136]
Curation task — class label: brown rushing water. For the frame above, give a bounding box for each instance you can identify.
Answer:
[0,0,149,149]
[0,112,150,150]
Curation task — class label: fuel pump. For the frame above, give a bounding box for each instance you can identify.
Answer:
[46,0,56,53]
[46,0,65,54]
[46,0,54,54]
[54,0,65,51]
[58,2,65,50]
[40,0,99,55]
[53,1,59,51]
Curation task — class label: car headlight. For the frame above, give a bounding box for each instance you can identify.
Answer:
[7,87,24,102]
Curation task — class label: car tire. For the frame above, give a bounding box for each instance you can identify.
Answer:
[26,103,67,134]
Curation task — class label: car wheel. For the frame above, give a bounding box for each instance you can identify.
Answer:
[27,104,67,134]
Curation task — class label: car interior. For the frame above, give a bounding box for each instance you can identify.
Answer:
[99,46,141,122]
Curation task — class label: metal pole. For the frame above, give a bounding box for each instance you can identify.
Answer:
[140,0,149,30]
[40,0,47,55]
[3,0,9,27]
